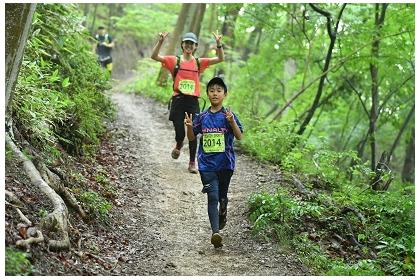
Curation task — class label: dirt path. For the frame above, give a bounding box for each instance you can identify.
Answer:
[100,87,310,276]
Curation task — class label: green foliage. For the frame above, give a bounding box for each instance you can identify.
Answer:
[12,4,115,159]
[248,183,414,275]
[5,247,33,276]
[239,120,301,164]
[125,59,172,103]
[80,191,112,221]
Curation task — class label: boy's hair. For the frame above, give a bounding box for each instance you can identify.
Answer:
[207,77,228,93]
[98,26,105,30]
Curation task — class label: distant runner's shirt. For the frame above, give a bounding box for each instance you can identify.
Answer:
[161,56,210,97]
[96,33,113,59]
[193,107,243,172]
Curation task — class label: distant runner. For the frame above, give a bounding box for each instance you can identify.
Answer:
[151,31,224,173]
[94,26,115,75]
[185,77,243,248]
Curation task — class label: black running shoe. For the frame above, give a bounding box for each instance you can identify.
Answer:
[211,233,223,248]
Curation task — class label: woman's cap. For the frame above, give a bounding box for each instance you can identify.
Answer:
[207,76,227,93]
[182,32,198,43]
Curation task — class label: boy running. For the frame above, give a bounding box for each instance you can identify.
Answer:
[184,77,243,248]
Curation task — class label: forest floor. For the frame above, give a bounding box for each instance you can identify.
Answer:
[5,78,310,276]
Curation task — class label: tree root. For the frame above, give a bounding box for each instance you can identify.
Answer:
[6,133,70,251]
[37,163,87,220]
[16,229,44,250]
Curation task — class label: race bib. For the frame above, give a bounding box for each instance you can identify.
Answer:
[203,133,225,153]
[178,79,195,95]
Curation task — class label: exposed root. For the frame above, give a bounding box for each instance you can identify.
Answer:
[6,133,70,251]
[16,229,44,250]
[37,163,87,220]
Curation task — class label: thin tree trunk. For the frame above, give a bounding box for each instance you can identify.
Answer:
[388,103,414,160]
[402,127,415,183]
[297,4,346,136]
[201,4,217,57]
[368,3,388,170]
[5,3,37,111]
[108,3,113,32]
[157,3,192,86]
[191,4,206,37]
[89,4,98,35]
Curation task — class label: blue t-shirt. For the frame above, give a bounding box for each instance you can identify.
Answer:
[193,107,243,172]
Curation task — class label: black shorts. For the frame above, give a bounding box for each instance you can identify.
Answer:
[98,56,112,68]
[169,95,199,122]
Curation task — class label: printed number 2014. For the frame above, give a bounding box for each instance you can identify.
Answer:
[203,138,222,147]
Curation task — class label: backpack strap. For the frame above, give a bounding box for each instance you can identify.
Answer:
[172,55,181,92]
[195,57,200,73]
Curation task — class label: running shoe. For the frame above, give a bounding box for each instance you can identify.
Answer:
[188,161,198,174]
[171,143,183,159]
[211,232,223,248]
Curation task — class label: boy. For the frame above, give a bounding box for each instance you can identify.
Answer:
[184,77,243,248]
[151,31,224,174]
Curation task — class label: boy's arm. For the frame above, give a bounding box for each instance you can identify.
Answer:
[225,109,242,140]
[185,113,196,141]
[229,118,242,140]
[151,32,168,63]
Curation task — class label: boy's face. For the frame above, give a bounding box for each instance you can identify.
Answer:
[207,84,226,106]
[98,29,106,36]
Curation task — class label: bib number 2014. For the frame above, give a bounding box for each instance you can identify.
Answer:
[178,80,195,95]
[203,133,225,153]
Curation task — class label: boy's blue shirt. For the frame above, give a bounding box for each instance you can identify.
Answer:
[192,107,243,172]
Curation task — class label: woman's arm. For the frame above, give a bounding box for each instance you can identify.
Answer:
[207,31,224,66]
[151,32,168,63]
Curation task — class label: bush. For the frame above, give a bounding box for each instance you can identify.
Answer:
[80,191,112,221]
[11,4,115,159]
[5,247,33,276]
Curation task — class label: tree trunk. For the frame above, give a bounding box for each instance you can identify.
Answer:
[389,103,415,160]
[108,3,113,32]
[369,3,388,170]
[5,3,36,111]
[157,3,192,86]
[89,4,98,35]
[190,4,206,37]
[402,127,415,183]
[296,4,346,136]
[201,4,217,57]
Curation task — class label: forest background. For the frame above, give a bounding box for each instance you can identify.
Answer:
[4,2,415,276]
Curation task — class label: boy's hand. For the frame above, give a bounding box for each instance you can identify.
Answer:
[159,32,169,42]
[225,107,235,124]
[212,30,223,45]
[184,112,193,127]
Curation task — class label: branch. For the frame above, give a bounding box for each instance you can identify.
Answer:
[270,29,412,121]
[309,3,334,38]
[345,78,370,117]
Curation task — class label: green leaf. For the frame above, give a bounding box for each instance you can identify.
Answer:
[62,77,70,88]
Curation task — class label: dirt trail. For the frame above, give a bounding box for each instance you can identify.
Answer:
[102,85,310,275]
